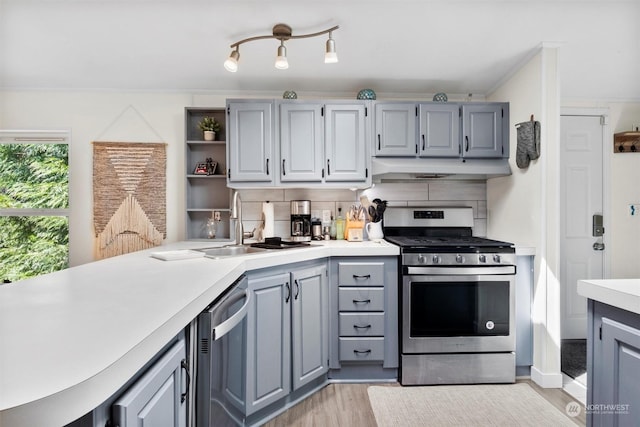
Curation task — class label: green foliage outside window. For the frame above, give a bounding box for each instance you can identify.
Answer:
[0,143,69,282]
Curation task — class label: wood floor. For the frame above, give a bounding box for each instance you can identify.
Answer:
[264,379,586,427]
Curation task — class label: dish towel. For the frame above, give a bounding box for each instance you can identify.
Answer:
[515,120,541,169]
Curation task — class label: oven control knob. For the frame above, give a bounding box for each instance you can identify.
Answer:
[479,254,487,263]
[432,255,440,264]
[493,254,501,263]
[455,254,465,264]
[417,254,427,264]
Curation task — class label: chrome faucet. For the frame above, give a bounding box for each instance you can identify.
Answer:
[230,190,244,246]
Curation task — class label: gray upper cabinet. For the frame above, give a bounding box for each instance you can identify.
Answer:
[279,103,324,182]
[324,103,369,183]
[461,103,508,158]
[374,102,416,156]
[418,103,460,157]
[373,101,509,160]
[227,99,370,188]
[227,101,274,183]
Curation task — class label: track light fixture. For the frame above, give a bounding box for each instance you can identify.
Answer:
[224,23,339,72]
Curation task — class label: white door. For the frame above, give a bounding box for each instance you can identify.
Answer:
[560,114,605,339]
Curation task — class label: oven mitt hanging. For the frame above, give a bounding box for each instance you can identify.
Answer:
[515,120,541,169]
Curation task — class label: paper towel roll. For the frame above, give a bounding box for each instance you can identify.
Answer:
[262,202,275,239]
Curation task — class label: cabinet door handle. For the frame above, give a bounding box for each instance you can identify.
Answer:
[294,279,300,300]
[180,359,190,404]
[465,136,469,152]
[377,134,381,150]
[282,159,286,176]
[327,159,331,175]
[352,274,371,279]
[353,349,372,355]
[422,134,425,151]
[266,158,270,175]
[353,324,372,330]
[285,282,291,303]
[352,299,371,304]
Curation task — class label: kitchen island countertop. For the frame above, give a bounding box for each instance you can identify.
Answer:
[578,278,640,315]
[0,239,398,427]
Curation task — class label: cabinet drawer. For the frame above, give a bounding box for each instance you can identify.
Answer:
[338,262,385,286]
[339,337,384,362]
[338,287,385,311]
[339,312,385,336]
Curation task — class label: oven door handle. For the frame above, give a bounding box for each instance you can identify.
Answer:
[405,266,516,275]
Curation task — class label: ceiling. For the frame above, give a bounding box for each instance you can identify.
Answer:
[1,0,639,100]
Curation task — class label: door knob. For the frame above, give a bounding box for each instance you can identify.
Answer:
[593,241,605,251]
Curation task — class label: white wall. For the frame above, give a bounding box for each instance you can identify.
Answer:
[1,91,193,266]
[487,46,563,387]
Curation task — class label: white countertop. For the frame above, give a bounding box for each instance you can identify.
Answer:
[578,279,640,315]
[0,239,398,426]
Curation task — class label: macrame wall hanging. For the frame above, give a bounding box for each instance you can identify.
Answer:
[93,141,166,259]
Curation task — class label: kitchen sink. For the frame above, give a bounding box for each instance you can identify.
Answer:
[198,245,268,259]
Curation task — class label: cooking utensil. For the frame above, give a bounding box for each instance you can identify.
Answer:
[368,205,378,222]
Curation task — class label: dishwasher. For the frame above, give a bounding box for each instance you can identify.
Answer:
[196,275,250,427]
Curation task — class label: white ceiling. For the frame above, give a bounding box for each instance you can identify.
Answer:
[1,0,639,100]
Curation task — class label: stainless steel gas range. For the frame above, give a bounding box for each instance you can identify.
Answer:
[383,206,516,385]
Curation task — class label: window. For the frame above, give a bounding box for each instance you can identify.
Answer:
[0,130,70,282]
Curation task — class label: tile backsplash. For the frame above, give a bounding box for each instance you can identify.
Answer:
[238,180,488,238]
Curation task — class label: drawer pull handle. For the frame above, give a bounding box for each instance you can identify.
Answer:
[354,349,372,355]
[352,299,371,304]
[352,274,371,279]
[353,324,371,329]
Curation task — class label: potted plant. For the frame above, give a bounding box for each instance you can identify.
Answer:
[198,117,221,141]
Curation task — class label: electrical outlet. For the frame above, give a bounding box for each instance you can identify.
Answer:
[630,204,640,217]
[633,124,640,132]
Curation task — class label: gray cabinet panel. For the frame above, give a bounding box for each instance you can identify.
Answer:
[112,339,186,427]
[246,272,291,415]
[325,104,368,182]
[338,288,385,311]
[227,102,274,183]
[339,337,385,361]
[291,264,329,390]
[339,312,385,336]
[601,317,640,426]
[374,103,416,156]
[280,103,324,182]
[418,103,460,157]
[462,104,505,158]
[337,262,385,286]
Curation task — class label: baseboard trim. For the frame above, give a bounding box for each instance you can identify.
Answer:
[530,365,563,388]
[562,373,587,405]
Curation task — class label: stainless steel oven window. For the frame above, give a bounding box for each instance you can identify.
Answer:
[402,274,515,354]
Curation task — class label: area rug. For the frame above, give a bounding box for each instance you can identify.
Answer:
[367,383,577,426]
[93,141,166,259]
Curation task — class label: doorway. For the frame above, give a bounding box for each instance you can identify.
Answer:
[559,109,609,399]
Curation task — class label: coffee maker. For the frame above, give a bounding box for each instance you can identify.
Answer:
[290,200,311,242]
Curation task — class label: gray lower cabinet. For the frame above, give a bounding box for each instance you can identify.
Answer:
[588,300,640,426]
[76,334,188,427]
[246,262,329,416]
[112,338,187,427]
[329,257,398,380]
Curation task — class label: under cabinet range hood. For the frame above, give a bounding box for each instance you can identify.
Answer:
[371,157,512,181]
